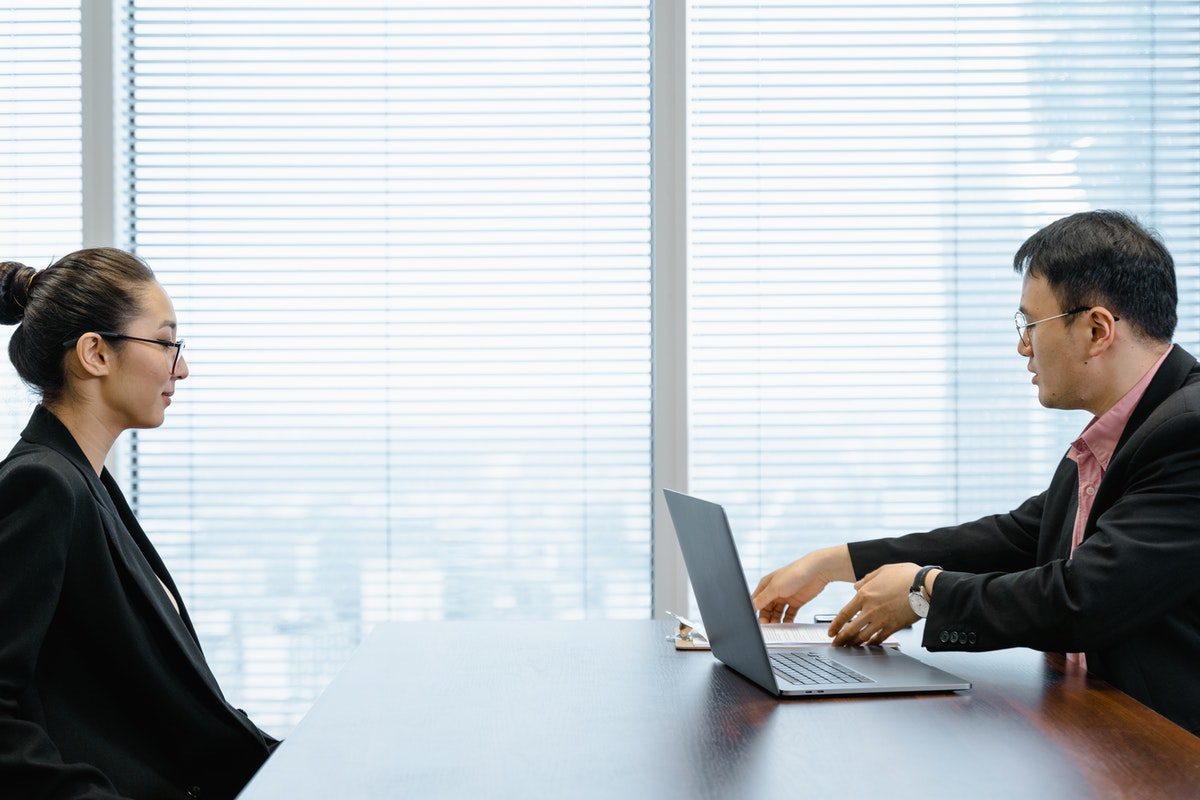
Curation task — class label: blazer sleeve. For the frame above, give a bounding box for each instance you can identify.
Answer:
[923,410,1200,653]
[846,490,1046,579]
[0,460,132,800]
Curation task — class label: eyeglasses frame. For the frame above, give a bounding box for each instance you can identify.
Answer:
[62,331,186,374]
[1014,306,1119,348]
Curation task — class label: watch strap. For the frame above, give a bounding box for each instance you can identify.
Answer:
[911,565,942,598]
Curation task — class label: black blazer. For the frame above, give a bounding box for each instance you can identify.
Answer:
[0,406,277,799]
[849,344,1200,733]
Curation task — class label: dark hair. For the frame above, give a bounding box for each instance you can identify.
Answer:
[1013,210,1177,343]
[0,248,156,404]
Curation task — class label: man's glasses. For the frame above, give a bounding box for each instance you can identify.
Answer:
[1014,307,1118,347]
[63,332,186,374]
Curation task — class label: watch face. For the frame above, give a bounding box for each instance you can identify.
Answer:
[908,591,930,618]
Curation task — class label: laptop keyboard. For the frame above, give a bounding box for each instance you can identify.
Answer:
[770,651,874,686]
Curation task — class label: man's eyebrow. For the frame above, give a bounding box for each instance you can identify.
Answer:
[1017,305,1028,315]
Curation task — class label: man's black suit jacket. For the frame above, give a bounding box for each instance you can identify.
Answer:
[849,344,1200,733]
[0,406,277,799]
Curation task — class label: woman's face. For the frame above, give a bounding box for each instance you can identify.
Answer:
[101,281,189,429]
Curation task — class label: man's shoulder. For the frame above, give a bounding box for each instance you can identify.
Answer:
[1181,363,1200,401]
[1127,379,1200,457]
[1158,365,1200,414]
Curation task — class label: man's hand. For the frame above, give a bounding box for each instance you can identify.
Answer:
[828,562,922,646]
[752,545,854,623]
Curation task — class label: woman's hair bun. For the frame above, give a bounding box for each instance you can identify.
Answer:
[0,261,38,325]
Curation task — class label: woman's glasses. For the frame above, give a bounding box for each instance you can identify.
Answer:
[63,332,186,373]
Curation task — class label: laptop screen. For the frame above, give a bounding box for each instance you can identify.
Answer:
[663,490,779,693]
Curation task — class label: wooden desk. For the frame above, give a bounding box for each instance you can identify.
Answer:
[236,621,1200,799]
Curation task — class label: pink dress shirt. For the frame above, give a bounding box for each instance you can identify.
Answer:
[1063,345,1173,670]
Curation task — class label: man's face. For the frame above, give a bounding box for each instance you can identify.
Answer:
[1018,273,1090,410]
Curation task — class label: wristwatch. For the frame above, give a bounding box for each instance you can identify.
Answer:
[908,565,942,618]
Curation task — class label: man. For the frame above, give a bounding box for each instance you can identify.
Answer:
[752,210,1200,734]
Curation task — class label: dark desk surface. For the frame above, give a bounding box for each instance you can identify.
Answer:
[237,621,1200,799]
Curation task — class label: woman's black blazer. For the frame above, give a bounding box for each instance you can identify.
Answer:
[0,405,277,799]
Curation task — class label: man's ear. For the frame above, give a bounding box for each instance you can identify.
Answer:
[1086,308,1119,356]
[70,333,114,378]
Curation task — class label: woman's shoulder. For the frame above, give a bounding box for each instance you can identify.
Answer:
[0,441,99,568]
[0,439,93,499]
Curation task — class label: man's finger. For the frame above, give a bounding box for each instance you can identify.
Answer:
[837,616,882,647]
[759,602,784,623]
[782,604,798,624]
[856,620,887,647]
[751,580,780,612]
[827,594,863,637]
[866,625,894,646]
[751,586,769,612]
[832,614,871,646]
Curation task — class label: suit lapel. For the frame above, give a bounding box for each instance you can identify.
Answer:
[1058,473,1078,560]
[99,470,200,636]
[86,470,226,698]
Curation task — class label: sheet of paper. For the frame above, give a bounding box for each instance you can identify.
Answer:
[671,620,898,650]
[761,623,833,645]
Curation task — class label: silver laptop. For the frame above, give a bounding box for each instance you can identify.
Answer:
[663,490,971,697]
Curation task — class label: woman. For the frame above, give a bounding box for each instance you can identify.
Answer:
[0,249,276,799]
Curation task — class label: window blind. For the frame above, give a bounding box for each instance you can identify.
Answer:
[687,0,1200,611]
[123,0,652,734]
[0,1,80,433]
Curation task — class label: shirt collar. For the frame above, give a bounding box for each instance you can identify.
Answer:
[1071,345,1174,470]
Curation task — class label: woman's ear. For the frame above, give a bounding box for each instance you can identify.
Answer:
[70,333,113,378]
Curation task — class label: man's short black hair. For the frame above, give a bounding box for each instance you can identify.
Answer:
[1013,210,1177,343]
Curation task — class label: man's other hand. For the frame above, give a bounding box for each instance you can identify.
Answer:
[752,545,853,623]
[829,562,921,646]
